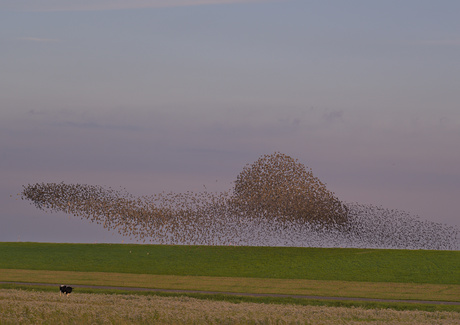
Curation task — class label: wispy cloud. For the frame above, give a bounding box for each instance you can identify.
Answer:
[19,37,59,43]
[322,110,344,124]
[2,0,281,12]
[415,39,460,46]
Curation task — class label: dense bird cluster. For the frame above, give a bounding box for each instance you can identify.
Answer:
[21,152,458,249]
[231,153,348,227]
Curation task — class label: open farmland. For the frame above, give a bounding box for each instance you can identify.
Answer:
[1,242,459,323]
[1,243,459,301]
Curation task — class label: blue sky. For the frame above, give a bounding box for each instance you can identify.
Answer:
[1,0,459,243]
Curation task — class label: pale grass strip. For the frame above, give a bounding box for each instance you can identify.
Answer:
[1,289,459,325]
[2,269,459,302]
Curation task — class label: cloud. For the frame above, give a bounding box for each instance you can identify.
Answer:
[322,110,344,124]
[27,109,47,115]
[19,37,59,42]
[2,0,280,12]
[415,39,460,46]
[54,120,142,132]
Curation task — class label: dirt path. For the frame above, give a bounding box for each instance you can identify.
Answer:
[2,281,459,306]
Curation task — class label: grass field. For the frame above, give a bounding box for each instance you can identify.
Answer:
[1,242,459,284]
[1,242,459,322]
[3,268,460,303]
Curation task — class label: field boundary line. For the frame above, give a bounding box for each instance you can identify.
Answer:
[2,281,460,306]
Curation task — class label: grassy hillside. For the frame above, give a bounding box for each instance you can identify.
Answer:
[1,242,458,285]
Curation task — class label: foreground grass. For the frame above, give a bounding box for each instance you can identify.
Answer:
[1,289,459,325]
[1,242,459,284]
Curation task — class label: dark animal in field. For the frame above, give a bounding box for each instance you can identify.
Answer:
[60,285,73,296]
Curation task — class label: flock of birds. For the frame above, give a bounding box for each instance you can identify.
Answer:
[21,152,459,250]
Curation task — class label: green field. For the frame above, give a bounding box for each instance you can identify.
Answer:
[1,242,459,284]
[1,242,459,314]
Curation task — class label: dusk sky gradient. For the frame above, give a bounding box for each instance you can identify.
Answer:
[1,0,459,243]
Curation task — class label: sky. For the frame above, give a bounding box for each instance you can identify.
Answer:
[1,0,459,243]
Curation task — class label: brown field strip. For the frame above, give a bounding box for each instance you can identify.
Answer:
[2,290,459,324]
[1,269,459,302]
